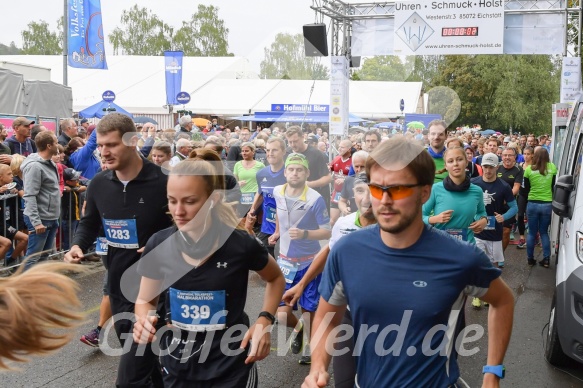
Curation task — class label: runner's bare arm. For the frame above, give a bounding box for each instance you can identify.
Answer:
[480,277,514,387]
[282,245,330,307]
[133,276,163,344]
[304,298,346,387]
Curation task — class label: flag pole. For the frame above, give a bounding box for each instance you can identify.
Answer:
[62,0,68,86]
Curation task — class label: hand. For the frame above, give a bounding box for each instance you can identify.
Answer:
[282,283,304,307]
[469,217,488,234]
[0,186,6,193]
[302,369,330,388]
[133,314,158,344]
[288,227,303,240]
[34,224,46,234]
[245,212,257,231]
[241,318,272,364]
[239,180,247,186]
[268,232,280,245]
[64,245,85,264]
[137,246,145,254]
[494,212,504,223]
[433,210,454,224]
[0,155,12,165]
[341,206,351,216]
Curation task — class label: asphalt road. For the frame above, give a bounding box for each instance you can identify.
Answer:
[2,244,583,387]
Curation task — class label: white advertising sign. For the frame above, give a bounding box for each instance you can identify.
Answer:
[329,56,349,136]
[560,57,582,105]
[394,0,504,55]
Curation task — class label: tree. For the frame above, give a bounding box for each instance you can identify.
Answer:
[260,33,328,80]
[21,20,61,54]
[352,56,410,81]
[109,5,173,55]
[0,42,22,55]
[174,5,232,56]
[432,54,560,134]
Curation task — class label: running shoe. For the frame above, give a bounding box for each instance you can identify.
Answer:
[497,261,505,268]
[539,257,550,268]
[80,328,100,347]
[527,258,537,267]
[290,320,304,355]
[517,239,526,249]
[299,355,311,365]
[510,231,515,241]
[483,301,489,307]
[472,298,481,309]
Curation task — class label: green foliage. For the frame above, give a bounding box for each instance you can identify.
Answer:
[259,33,328,80]
[352,56,411,81]
[109,5,173,55]
[431,54,560,134]
[109,5,231,56]
[0,42,22,55]
[174,5,232,56]
[21,20,62,54]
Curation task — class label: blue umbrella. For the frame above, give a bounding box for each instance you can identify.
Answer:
[480,129,496,136]
[133,116,158,125]
[374,121,399,129]
[79,101,133,119]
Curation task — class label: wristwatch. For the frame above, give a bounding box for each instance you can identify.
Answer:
[482,365,505,379]
[303,229,309,239]
[258,311,276,324]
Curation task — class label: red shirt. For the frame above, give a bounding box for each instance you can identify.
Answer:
[330,155,352,201]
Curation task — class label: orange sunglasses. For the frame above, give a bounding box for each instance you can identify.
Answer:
[367,183,421,200]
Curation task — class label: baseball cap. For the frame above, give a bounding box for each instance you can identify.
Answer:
[306,134,318,144]
[285,153,309,170]
[13,117,35,127]
[503,136,511,143]
[64,168,81,181]
[80,118,89,124]
[481,153,499,167]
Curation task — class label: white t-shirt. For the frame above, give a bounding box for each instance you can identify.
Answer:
[329,211,361,250]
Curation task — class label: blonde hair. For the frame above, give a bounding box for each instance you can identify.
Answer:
[0,164,10,176]
[10,154,26,176]
[0,262,84,369]
[171,159,242,230]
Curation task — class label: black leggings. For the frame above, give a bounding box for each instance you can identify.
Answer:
[517,194,528,236]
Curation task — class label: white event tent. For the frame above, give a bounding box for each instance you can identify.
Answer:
[0,55,423,128]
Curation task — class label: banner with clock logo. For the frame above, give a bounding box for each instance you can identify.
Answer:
[393,0,504,55]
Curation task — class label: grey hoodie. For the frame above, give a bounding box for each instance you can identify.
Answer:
[21,153,61,226]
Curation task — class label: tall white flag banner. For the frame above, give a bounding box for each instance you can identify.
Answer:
[393,0,504,55]
[329,56,349,136]
[560,57,582,105]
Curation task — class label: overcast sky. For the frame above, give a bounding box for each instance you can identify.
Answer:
[2,0,317,70]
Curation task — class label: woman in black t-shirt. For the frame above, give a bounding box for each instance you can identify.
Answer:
[133,159,284,387]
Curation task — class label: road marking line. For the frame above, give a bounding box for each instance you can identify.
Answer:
[84,304,101,314]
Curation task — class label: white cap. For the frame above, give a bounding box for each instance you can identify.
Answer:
[482,153,499,167]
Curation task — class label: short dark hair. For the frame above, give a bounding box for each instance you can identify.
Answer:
[97,113,136,137]
[428,119,448,130]
[366,137,435,187]
[285,126,303,138]
[35,131,56,152]
[364,130,381,143]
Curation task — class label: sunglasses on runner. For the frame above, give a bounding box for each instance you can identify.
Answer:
[367,183,421,200]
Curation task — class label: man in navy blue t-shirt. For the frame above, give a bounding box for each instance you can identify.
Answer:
[304,138,514,388]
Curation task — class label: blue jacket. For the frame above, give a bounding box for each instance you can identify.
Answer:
[69,130,101,179]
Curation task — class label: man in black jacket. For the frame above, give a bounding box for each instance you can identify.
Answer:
[65,113,171,388]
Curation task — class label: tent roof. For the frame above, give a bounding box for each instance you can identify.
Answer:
[0,55,258,114]
[0,55,422,118]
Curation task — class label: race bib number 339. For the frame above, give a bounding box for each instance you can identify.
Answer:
[169,288,227,332]
[102,218,139,249]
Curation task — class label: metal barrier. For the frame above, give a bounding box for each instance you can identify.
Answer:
[0,190,97,275]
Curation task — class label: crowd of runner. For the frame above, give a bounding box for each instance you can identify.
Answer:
[0,114,556,386]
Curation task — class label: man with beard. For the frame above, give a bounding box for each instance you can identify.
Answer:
[427,119,448,182]
[269,153,331,365]
[304,137,514,388]
[283,172,376,387]
[20,131,60,270]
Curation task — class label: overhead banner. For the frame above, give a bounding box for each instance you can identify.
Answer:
[271,104,329,113]
[560,57,582,105]
[164,51,183,106]
[329,56,349,136]
[393,0,504,55]
[67,0,108,69]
